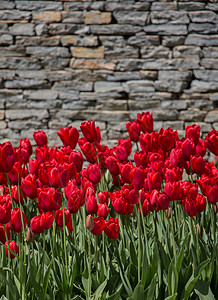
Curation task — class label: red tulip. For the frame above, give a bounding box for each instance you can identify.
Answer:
[0,223,10,244]
[68,188,84,214]
[91,216,105,235]
[137,112,153,133]
[78,139,97,164]
[38,187,62,212]
[170,148,185,168]
[97,203,109,219]
[190,155,205,176]
[196,194,206,212]
[10,208,27,233]
[40,212,53,230]
[126,121,140,142]
[182,197,198,217]
[0,142,15,173]
[33,130,48,147]
[147,172,162,191]
[11,185,26,205]
[86,196,98,214]
[30,215,44,234]
[185,124,200,145]
[5,240,19,259]
[134,151,148,168]
[105,156,120,176]
[21,174,37,199]
[104,217,119,239]
[57,126,79,149]
[69,151,84,172]
[129,167,145,190]
[55,208,71,228]
[98,191,109,205]
[80,120,101,143]
[87,163,101,184]
[0,195,12,224]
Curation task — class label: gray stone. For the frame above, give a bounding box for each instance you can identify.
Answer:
[0,1,15,9]
[62,100,94,110]
[27,100,62,109]
[158,70,192,81]
[210,93,218,101]
[194,70,218,82]
[173,46,202,58]
[143,24,187,35]
[213,123,218,131]
[105,46,139,59]
[155,80,189,93]
[16,70,47,80]
[8,120,45,130]
[53,81,93,92]
[179,110,207,122]
[140,71,157,80]
[99,36,125,47]
[6,109,49,120]
[76,110,130,122]
[90,25,141,35]
[16,36,60,46]
[161,100,187,110]
[113,11,148,26]
[151,2,177,11]
[151,11,189,24]
[35,24,48,36]
[0,45,25,57]
[0,121,6,129]
[10,23,34,36]
[46,71,72,81]
[186,99,213,110]
[189,11,218,23]
[188,23,218,34]
[0,24,8,33]
[162,36,185,47]
[205,111,218,123]
[163,121,184,131]
[48,24,77,35]
[129,92,173,101]
[0,34,13,45]
[58,90,80,100]
[0,57,41,70]
[5,94,26,109]
[203,47,218,58]
[26,46,71,58]
[141,58,199,70]
[0,10,31,20]
[40,58,70,70]
[116,59,143,71]
[125,80,155,93]
[0,70,15,80]
[107,72,141,81]
[206,3,218,11]
[140,46,170,58]
[5,79,48,89]
[96,100,127,111]
[24,90,58,100]
[189,80,218,92]
[94,81,123,93]
[61,35,98,47]
[128,33,160,47]
[105,2,150,12]
[178,2,206,11]
[91,2,105,11]
[64,2,91,11]
[128,100,160,110]
[201,59,218,69]
[15,1,62,10]
[131,109,178,121]
[80,91,123,101]
[62,11,84,23]
[185,34,218,46]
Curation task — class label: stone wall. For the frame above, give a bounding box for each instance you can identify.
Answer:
[0,0,218,147]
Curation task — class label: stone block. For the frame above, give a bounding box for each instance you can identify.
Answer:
[90,25,141,35]
[53,80,93,92]
[107,72,141,81]
[143,24,187,35]
[128,100,160,110]
[113,11,148,26]
[76,110,130,122]
[64,2,91,11]
[26,46,71,57]
[24,89,58,100]
[203,47,218,58]
[0,1,15,9]
[91,2,105,11]
[140,46,170,58]
[201,59,218,69]
[85,11,111,24]
[33,11,61,23]
[15,1,63,11]
[189,80,218,93]
[0,70,15,80]
[0,46,25,57]
[99,36,125,47]
[0,110,4,120]
[0,24,8,33]
[126,80,155,93]
[0,10,31,21]
[16,36,60,46]
[194,70,218,82]
[163,121,184,131]
[41,57,70,70]
[0,57,41,70]
[10,23,34,36]
[158,70,192,81]
[35,24,48,36]
[95,100,127,111]
[58,90,80,100]
[62,11,84,23]
[6,109,49,120]
[105,2,150,12]
[186,99,213,110]
[188,23,218,34]
[206,3,218,11]
[155,80,189,93]
[71,59,116,70]
[71,46,104,58]
[151,2,177,11]
[0,121,6,129]
[161,100,187,110]
[5,94,26,109]
[178,2,206,11]
[48,24,77,35]
[189,11,218,23]
[141,58,199,70]
[128,33,160,46]
[151,11,189,24]
[46,71,72,81]
[5,79,48,89]
[173,46,202,58]
[105,46,138,59]
[61,35,98,47]
[210,93,218,101]
[162,36,185,47]
[27,100,62,109]
[116,59,143,71]
[0,34,13,45]
[205,111,218,123]
[179,110,207,122]
[80,91,123,101]
[185,34,218,46]
[140,71,158,80]
[62,100,94,110]
[94,81,123,93]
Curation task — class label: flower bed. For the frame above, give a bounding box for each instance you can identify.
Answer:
[0,112,217,299]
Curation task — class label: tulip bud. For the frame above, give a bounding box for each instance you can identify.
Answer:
[86,215,95,230]
[213,204,218,214]
[195,224,201,235]
[26,228,35,243]
[166,207,171,219]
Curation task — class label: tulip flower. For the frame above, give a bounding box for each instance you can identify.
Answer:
[10,208,27,233]
[137,111,153,133]
[90,216,105,235]
[0,223,11,244]
[21,174,37,199]
[80,120,101,143]
[104,217,119,239]
[33,130,48,147]
[0,142,15,173]
[57,126,79,149]
[38,187,62,212]
[5,240,19,259]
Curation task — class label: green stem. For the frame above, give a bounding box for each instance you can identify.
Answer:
[88,231,92,298]
[4,224,10,299]
[135,205,142,282]
[211,205,217,245]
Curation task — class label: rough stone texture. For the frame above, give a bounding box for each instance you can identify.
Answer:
[0,0,217,146]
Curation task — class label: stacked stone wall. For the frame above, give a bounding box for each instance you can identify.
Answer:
[0,0,218,147]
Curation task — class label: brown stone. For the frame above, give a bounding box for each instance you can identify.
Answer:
[33,11,61,23]
[0,110,4,120]
[85,11,111,24]
[70,58,115,70]
[71,46,104,58]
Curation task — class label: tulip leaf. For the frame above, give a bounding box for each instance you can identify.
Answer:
[93,279,108,300]
[128,281,144,300]
[164,293,178,300]
[145,273,158,300]
[194,280,216,300]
